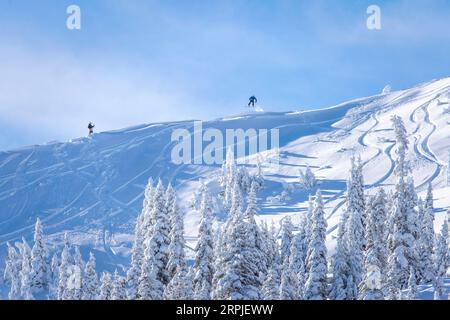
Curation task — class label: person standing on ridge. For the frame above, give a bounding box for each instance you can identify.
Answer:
[88,122,95,135]
[248,95,257,108]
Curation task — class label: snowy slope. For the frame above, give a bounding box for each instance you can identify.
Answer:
[1,77,450,274]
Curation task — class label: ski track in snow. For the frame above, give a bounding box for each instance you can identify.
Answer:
[0,122,191,245]
[409,94,447,190]
[325,113,384,233]
[1,77,450,267]
[312,82,450,234]
[112,122,187,193]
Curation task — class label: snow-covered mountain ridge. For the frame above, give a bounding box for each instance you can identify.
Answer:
[1,77,450,270]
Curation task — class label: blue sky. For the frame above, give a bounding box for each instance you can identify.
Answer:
[1,0,450,150]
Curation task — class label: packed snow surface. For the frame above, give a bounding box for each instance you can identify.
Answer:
[1,77,450,286]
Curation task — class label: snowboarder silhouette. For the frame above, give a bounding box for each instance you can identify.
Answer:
[248,96,258,108]
[88,122,95,135]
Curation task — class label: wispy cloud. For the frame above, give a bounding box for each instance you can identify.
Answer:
[0,42,202,146]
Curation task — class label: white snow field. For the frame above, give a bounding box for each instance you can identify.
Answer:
[1,77,450,298]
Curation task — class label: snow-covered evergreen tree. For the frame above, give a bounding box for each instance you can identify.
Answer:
[244,180,259,221]
[406,267,417,300]
[225,180,243,231]
[30,218,49,293]
[213,186,262,300]
[19,238,34,300]
[221,154,256,208]
[214,223,260,300]
[280,217,294,265]
[304,195,314,253]
[433,275,444,300]
[49,253,59,299]
[330,158,366,300]
[193,184,215,300]
[261,264,280,300]
[141,178,155,245]
[57,233,72,300]
[139,259,165,300]
[82,252,99,300]
[140,179,171,293]
[297,218,308,266]
[253,158,265,191]
[345,189,365,300]
[405,178,421,269]
[289,233,306,299]
[60,246,84,300]
[382,85,391,94]
[111,270,127,300]
[214,180,244,299]
[304,190,328,300]
[167,187,186,281]
[139,185,168,303]
[360,189,388,300]
[126,180,152,300]
[279,258,297,300]
[425,183,434,211]
[189,180,207,210]
[99,272,112,300]
[129,178,155,300]
[222,147,237,209]
[417,199,435,283]
[434,219,449,281]
[348,156,366,229]
[299,165,316,189]
[211,225,225,300]
[259,221,274,273]
[236,166,252,200]
[268,222,281,270]
[4,242,21,300]
[73,246,85,272]
[261,221,282,299]
[164,266,194,300]
[385,190,395,245]
[329,212,349,300]
[387,116,419,293]
[391,115,409,177]
[66,264,83,300]
[127,213,144,299]
[4,242,20,285]
[127,178,156,300]
[244,182,267,277]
